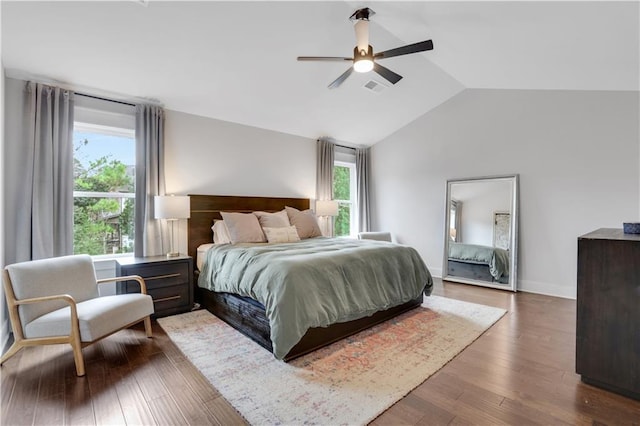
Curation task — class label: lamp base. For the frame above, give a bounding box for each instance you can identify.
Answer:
[166,252,180,258]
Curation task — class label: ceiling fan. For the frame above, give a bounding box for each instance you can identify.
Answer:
[297,7,434,89]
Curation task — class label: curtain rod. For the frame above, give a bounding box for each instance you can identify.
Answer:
[334,143,357,151]
[320,139,358,151]
[76,92,136,107]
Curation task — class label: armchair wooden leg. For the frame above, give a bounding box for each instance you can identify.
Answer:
[0,342,23,366]
[71,342,85,376]
[69,329,85,376]
[144,316,152,338]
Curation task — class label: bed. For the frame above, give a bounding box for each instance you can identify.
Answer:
[447,242,509,284]
[188,194,433,361]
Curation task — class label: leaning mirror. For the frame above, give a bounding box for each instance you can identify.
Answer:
[443,175,519,292]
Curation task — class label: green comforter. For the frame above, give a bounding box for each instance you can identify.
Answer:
[198,237,433,359]
[448,242,509,280]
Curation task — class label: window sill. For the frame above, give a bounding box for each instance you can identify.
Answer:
[91,253,134,262]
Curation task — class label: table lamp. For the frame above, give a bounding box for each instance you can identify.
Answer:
[154,195,190,257]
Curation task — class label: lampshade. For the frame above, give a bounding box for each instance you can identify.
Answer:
[316,200,339,217]
[154,195,190,220]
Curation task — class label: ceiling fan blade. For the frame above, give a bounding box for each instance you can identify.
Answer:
[297,56,352,62]
[373,63,402,84]
[374,40,433,60]
[328,67,354,89]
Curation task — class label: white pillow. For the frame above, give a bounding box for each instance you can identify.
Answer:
[211,220,231,244]
[263,226,301,243]
[253,210,291,228]
[220,212,266,243]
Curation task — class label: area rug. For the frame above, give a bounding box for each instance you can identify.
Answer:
[158,296,506,425]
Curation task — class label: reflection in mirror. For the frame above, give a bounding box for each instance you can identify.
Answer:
[443,175,519,292]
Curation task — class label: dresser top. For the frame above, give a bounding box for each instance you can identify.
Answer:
[579,228,640,241]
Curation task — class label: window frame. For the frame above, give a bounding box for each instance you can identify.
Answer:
[72,121,136,257]
[333,160,358,237]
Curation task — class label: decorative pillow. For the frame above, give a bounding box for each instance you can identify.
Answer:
[253,210,290,228]
[262,226,301,243]
[220,212,266,243]
[285,206,323,239]
[211,220,231,244]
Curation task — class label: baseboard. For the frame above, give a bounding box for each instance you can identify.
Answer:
[438,272,576,300]
[517,279,576,300]
[428,266,442,279]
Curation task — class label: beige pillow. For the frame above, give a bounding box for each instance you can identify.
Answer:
[285,206,322,239]
[253,210,290,228]
[220,212,266,243]
[263,226,301,243]
[211,220,231,244]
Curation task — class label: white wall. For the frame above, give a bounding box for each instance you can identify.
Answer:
[371,89,639,299]
[163,109,316,254]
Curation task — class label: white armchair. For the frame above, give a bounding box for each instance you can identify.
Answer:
[0,254,154,376]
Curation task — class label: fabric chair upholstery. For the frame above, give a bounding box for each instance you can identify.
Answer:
[358,231,392,242]
[1,254,154,376]
[8,255,100,330]
[25,293,153,341]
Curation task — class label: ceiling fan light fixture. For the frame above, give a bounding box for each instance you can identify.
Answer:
[354,58,374,73]
[353,45,374,73]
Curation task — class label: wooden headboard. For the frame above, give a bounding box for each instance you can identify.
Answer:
[187,194,310,264]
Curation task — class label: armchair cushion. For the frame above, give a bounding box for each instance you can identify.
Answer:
[6,254,99,328]
[24,293,154,342]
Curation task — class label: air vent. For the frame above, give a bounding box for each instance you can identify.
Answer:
[363,80,387,93]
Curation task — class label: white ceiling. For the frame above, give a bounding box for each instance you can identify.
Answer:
[2,1,638,146]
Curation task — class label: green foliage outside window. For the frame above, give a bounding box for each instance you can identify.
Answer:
[333,165,351,237]
[73,139,135,255]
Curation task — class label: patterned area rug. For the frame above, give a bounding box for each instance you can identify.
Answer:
[158,296,505,425]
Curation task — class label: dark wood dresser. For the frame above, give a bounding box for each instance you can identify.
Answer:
[116,255,194,318]
[576,228,640,400]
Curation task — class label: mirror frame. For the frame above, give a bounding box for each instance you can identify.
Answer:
[442,174,519,292]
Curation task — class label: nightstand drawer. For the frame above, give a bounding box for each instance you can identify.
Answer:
[148,284,190,312]
[123,263,189,289]
[116,255,194,318]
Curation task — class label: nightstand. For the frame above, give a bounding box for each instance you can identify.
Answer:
[116,255,194,318]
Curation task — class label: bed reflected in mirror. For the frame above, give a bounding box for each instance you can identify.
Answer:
[443,175,519,292]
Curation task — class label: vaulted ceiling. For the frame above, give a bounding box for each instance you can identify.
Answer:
[2,1,638,146]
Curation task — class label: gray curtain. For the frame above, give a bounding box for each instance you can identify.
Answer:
[451,199,462,242]
[316,138,335,236]
[4,81,74,263]
[356,147,371,232]
[135,105,166,257]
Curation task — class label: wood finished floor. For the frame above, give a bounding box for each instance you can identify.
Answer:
[2,279,639,425]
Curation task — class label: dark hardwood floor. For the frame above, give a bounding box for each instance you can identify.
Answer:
[2,279,639,425]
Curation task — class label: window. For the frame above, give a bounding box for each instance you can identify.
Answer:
[73,123,135,255]
[333,161,357,237]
